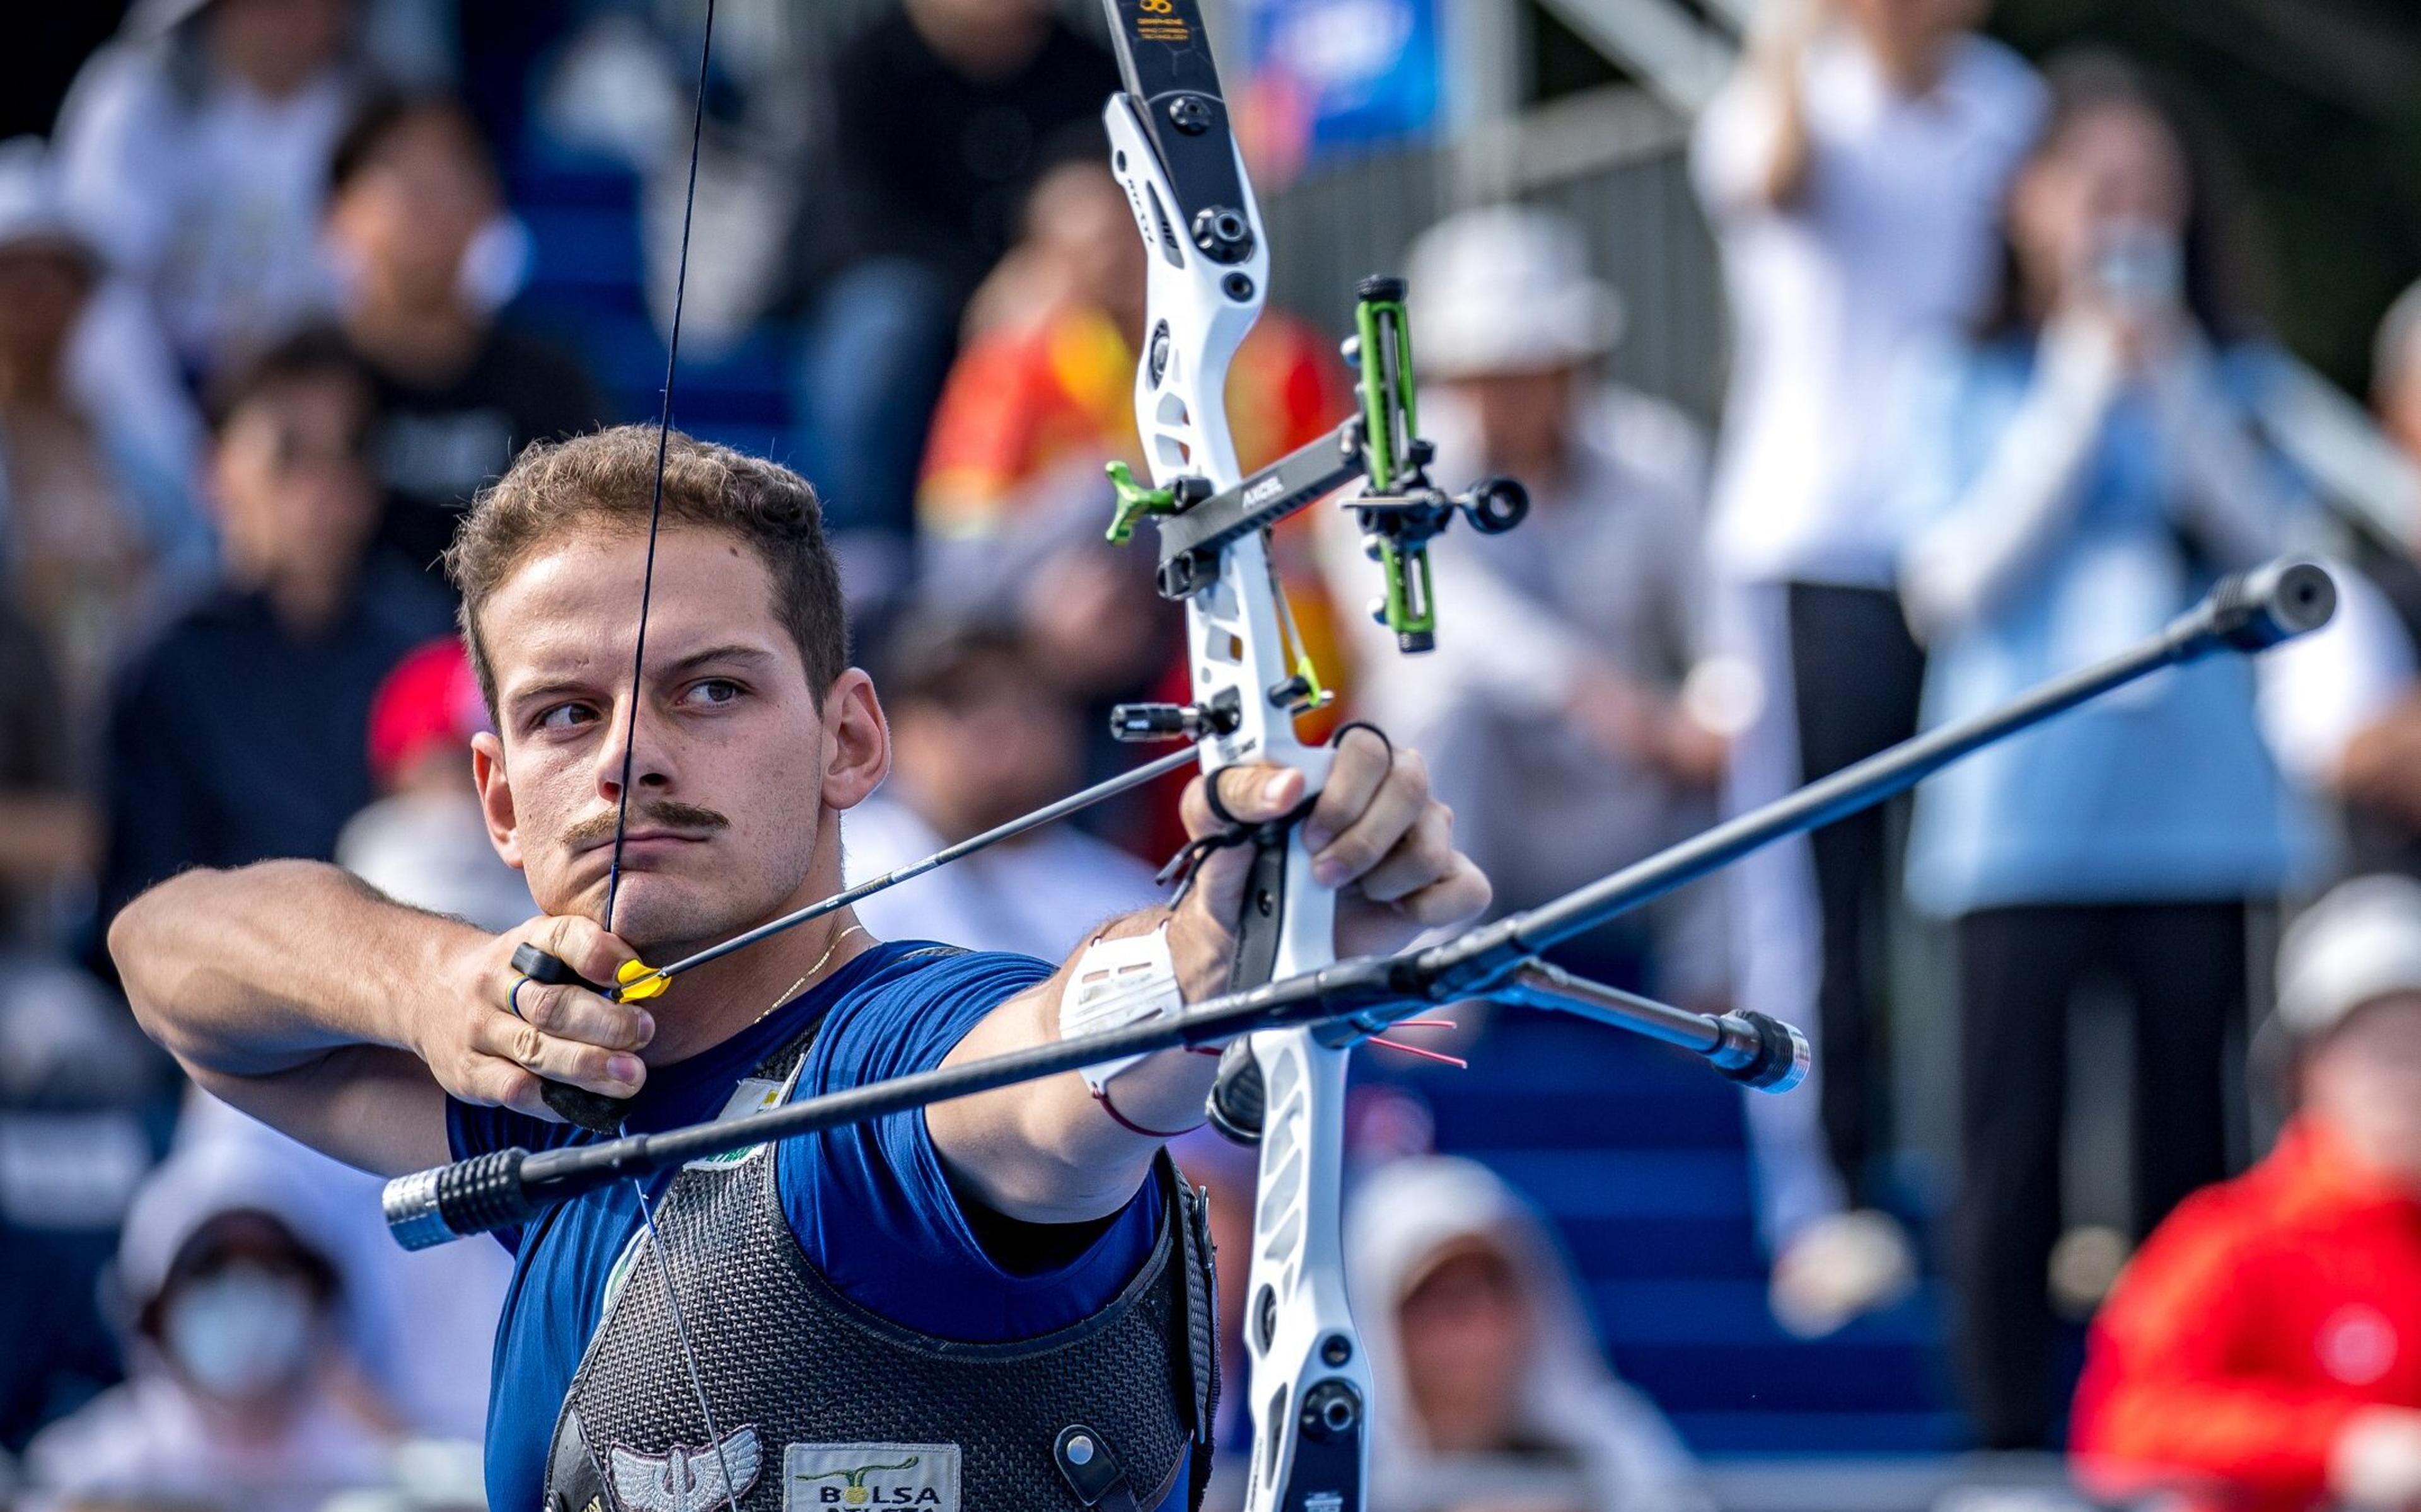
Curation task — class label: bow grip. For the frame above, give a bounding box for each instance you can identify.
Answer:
[509,942,636,1133]
[1205,809,1306,1145]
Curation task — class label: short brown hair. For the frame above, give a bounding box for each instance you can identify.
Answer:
[446,425,847,713]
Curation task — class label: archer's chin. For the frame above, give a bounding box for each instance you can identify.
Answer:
[599,879,753,955]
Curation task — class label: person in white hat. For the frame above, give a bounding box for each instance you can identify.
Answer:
[1347,1155,1711,1512]
[20,1134,400,1512]
[2070,874,2421,1512]
[1320,204,1732,1005]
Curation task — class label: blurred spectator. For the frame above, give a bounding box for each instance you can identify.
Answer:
[98,325,452,927]
[920,160,1349,548]
[1325,205,1726,1003]
[2072,875,2421,1512]
[325,91,604,576]
[52,0,370,379]
[914,158,1348,852]
[0,605,96,950]
[335,636,531,933]
[1693,0,2044,1315]
[795,0,1118,605]
[918,161,1348,667]
[844,623,1156,957]
[1891,56,2311,1449]
[175,1093,508,1446]
[1347,1156,1711,1512]
[22,1133,400,1512]
[0,136,212,730]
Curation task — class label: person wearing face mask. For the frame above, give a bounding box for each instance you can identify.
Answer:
[1888,54,2316,1450]
[1346,1157,1710,1512]
[2070,875,2421,1512]
[21,1134,398,1512]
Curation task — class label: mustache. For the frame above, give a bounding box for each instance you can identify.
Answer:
[562,800,731,851]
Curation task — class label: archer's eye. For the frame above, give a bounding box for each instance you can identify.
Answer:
[683,678,744,708]
[535,701,598,733]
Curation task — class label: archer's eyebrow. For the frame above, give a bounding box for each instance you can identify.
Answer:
[503,643,781,713]
[506,672,601,713]
[652,643,779,678]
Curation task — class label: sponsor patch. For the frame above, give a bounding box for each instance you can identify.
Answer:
[685,1059,807,1172]
[783,1442,960,1511]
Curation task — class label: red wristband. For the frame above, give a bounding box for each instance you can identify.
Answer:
[1093,1085,1205,1140]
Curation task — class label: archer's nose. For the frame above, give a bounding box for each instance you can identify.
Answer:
[593,693,678,805]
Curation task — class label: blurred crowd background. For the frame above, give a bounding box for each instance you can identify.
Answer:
[6,0,2421,1509]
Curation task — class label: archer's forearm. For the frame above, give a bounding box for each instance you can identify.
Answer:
[932,901,1233,1223]
[111,859,482,1077]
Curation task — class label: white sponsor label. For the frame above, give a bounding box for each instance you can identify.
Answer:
[685,1059,807,1171]
[783,1442,960,1511]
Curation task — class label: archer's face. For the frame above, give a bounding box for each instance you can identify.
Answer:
[470,526,882,954]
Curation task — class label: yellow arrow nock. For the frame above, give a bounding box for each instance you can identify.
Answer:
[616,958,671,1002]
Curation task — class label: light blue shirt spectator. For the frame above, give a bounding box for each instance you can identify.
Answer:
[1892,325,2318,916]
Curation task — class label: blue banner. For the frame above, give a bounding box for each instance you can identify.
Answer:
[1236,0,1442,173]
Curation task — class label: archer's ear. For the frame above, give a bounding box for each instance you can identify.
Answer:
[471,732,526,871]
[822,669,890,812]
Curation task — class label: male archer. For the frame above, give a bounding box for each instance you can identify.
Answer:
[109,424,1489,1512]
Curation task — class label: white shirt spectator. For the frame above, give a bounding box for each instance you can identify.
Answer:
[52,37,355,372]
[1693,31,2044,587]
[842,793,1159,961]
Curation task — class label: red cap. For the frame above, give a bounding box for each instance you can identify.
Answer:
[368,638,489,789]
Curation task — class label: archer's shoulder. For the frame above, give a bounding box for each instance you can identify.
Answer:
[797,944,1056,1092]
[842,941,1057,1002]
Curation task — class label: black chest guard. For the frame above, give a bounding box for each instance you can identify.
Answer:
[543,1023,1219,1512]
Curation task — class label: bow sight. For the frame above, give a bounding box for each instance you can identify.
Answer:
[1106,275,1531,693]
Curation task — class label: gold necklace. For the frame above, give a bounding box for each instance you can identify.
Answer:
[755,921,869,1024]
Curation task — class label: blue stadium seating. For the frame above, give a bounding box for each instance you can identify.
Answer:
[1381,1010,1966,1457]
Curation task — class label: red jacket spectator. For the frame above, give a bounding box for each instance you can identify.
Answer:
[2070,884,2421,1512]
[2074,1117,2421,1509]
